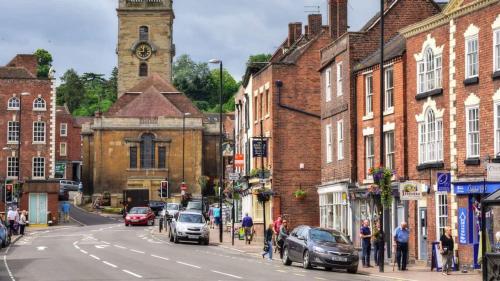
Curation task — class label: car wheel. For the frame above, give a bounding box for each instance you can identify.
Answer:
[347,266,358,274]
[282,247,292,266]
[324,266,333,271]
[125,223,129,227]
[204,239,209,246]
[303,250,312,269]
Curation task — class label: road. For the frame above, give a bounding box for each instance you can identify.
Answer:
[0,209,384,281]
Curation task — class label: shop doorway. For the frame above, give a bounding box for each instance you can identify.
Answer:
[29,193,48,225]
[418,207,428,260]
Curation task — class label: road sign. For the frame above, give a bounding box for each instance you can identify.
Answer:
[235,154,244,168]
[437,172,451,192]
[487,163,500,181]
[228,173,240,181]
[458,208,468,244]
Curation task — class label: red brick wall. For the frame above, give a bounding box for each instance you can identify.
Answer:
[7,55,38,77]
[56,107,83,180]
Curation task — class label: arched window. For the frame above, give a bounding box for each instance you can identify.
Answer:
[8,97,20,110]
[140,133,155,169]
[418,108,443,164]
[417,47,442,93]
[425,48,435,91]
[139,63,148,77]
[139,26,149,41]
[33,97,46,110]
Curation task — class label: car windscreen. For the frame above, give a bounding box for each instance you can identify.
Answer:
[167,204,179,210]
[129,208,148,214]
[310,229,350,244]
[186,201,202,209]
[178,213,204,223]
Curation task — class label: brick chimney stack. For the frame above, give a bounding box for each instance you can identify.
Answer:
[288,22,303,47]
[329,0,348,40]
[308,14,323,36]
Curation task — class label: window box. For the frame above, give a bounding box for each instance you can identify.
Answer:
[492,71,500,80]
[416,161,444,171]
[415,88,443,101]
[463,77,479,86]
[464,158,480,166]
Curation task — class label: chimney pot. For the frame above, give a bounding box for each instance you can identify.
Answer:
[308,14,322,36]
[288,22,302,47]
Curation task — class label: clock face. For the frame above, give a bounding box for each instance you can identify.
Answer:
[135,43,152,60]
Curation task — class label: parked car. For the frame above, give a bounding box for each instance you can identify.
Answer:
[186,200,203,213]
[124,207,155,226]
[165,203,181,219]
[59,180,80,192]
[0,219,11,248]
[282,226,358,273]
[169,211,209,245]
[148,200,166,216]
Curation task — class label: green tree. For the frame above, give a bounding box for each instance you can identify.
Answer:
[34,49,53,78]
[209,68,239,106]
[56,69,85,112]
[247,53,272,66]
[173,54,214,103]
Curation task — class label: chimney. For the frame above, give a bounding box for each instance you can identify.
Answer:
[304,25,309,37]
[329,0,348,40]
[308,14,322,36]
[288,22,302,47]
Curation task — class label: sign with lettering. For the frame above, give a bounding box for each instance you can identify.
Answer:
[458,208,468,244]
[235,154,244,168]
[437,172,451,192]
[399,182,423,200]
[252,140,267,158]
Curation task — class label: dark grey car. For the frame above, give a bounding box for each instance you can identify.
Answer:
[282,226,359,273]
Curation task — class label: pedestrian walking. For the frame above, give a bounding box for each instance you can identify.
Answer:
[360,220,373,267]
[213,206,221,228]
[278,219,289,259]
[62,201,71,223]
[7,207,17,235]
[372,221,384,266]
[208,207,214,229]
[241,213,254,244]
[439,226,454,275]
[394,221,410,271]
[273,216,282,253]
[262,223,274,260]
[19,210,27,236]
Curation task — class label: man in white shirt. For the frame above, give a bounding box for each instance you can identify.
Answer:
[7,207,17,234]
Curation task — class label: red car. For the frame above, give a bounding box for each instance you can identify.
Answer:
[125,207,155,226]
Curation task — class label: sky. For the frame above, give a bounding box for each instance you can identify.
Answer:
[0,0,380,81]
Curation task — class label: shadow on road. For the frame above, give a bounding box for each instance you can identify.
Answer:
[69,205,119,226]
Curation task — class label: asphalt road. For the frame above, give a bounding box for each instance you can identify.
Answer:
[0,210,386,281]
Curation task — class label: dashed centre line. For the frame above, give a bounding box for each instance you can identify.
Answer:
[80,250,88,254]
[114,244,126,249]
[122,269,142,278]
[130,249,145,254]
[103,261,117,268]
[210,270,242,279]
[176,261,201,269]
[90,254,101,260]
[151,254,170,261]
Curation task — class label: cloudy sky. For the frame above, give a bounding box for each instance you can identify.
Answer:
[0,0,379,81]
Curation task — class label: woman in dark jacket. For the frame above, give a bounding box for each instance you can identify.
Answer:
[262,223,274,260]
[440,226,454,275]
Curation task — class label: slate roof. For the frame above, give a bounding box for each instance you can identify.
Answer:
[353,34,406,72]
[0,67,36,79]
[105,73,203,118]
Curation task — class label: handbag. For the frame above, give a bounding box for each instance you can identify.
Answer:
[441,247,449,255]
[263,243,270,252]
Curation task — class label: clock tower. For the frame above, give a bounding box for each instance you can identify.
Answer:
[117,0,175,97]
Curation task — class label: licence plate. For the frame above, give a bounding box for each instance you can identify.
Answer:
[188,235,199,239]
[131,219,139,222]
[332,256,348,262]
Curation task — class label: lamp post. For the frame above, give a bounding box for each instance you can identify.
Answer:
[209,59,224,243]
[378,0,386,272]
[2,147,13,213]
[182,112,191,184]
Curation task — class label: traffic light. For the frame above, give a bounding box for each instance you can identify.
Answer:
[158,180,169,198]
[5,184,13,202]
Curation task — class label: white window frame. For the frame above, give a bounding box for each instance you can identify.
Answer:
[384,131,395,170]
[326,124,333,163]
[33,121,46,143]
[465,35,479,78]
[466,105,480,158]
[435,192,448,238]
[7,157,18,178]
[336,62,343,97]
[337,120,344,160]
[7,97,20,110]
[418,108,444,164]
[325,68,332,102]
[384,67,394,113]
[33,97,46,111]
[494,28,500,72]
[60,123,68,137]
[32,157,45,179]
[495,101,500,155]
[417,48,442,93]
[60,142,67,157]
[365,135,374,179]
[7,121,19,143]
[365,74,373,115]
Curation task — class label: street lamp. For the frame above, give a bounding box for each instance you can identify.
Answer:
[182,112,191,184]
[209,58,224,243]
[2,147,14,214]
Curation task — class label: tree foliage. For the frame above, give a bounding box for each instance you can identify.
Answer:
[34,49,53,78]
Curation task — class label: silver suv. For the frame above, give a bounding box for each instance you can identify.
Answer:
[169,211,209,245]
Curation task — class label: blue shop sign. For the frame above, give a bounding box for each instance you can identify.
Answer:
[437,172,451,192]
[453,182,500,194]
[458,208,468,244]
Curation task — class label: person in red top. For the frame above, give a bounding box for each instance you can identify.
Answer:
[273,217,282,253]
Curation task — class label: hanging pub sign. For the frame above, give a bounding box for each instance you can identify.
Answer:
[400,182,423,200]
[252,140,267,157]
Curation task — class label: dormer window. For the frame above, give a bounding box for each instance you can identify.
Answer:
[8,97,20,110]
[33,97,46,111]
[139,26,149,41]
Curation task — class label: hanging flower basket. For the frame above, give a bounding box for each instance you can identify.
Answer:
[255,188,273,203]
[368,167,394,209]
[293,189,307,199]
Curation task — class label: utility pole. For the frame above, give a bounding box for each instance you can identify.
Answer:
[260,94,266,242]
[379,0,386,273]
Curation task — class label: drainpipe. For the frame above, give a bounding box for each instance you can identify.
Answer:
[275,80,321,119]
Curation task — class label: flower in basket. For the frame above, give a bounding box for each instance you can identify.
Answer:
[368,166,394,208]
[293,188,307,199]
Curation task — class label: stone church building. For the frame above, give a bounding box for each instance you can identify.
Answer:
[82,0,223,206]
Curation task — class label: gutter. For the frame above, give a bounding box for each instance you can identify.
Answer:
[275,80,320,119]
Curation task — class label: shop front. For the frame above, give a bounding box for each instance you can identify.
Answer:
[318,182,351,240]
[453,181,500,268]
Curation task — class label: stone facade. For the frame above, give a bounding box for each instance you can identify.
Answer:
[117,0,174,96]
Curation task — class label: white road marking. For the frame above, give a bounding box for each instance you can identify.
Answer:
[294,273,305,277]
[80,250,88,254]
[36,246,47,251]
[74,245,80,250]
[176,261,201,269]
[3,255,15,281]
[210,270,242,279]
[314,278,327,280]
[90,254,101,260]
[103,261,117,268]
[95,245,110,249]
[151,254,170,261]
[130,249,145,254]
[122,270,142,278]
[100,241,110,245]
[114,244,126,249]
[276,270,287,273]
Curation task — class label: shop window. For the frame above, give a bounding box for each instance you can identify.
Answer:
[140,133,155,169]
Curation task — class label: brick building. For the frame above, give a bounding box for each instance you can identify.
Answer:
[0,54,58,224]
[401,0,500,267]
[318,0,441,246]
